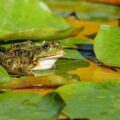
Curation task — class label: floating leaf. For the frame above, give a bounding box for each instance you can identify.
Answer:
[61,38,92,49]
[62,49,82,60]
[0,27,81,43]
[0,0,68,31]
[0,0,74,42]
[59,73,80,82]
[0,66,10,83]
[0,73,79,89]
[56,81,120,120]
[94,25,120,67]
[55,59,89,73]
[0,92,65,120]
[45,0,120,21]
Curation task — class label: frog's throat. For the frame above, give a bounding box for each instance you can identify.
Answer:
[32,50,64,70]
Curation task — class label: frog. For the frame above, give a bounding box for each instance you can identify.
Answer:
[0,40,64,76]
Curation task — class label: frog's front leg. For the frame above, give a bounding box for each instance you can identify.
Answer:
[18,66,34,76]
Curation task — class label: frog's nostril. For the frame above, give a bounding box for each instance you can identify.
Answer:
[53,41,60,47]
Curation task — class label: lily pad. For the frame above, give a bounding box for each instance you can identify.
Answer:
[0,0,68,31]
[0,66,10,83]
[0,0,73,42]
[61,38,92,49]
[0,92,65,120]
[45,0,120,21]
[56,81,120,120]
[62,49,82,60]
[94,25,120,67]
[0,73,79,89]
[0,27,80,43]
[55,59,89,73]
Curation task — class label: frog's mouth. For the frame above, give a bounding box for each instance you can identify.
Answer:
[32,50,64,70]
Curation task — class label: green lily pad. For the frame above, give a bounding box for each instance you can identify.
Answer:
[0,0,71,43]
[56,81,120,120]
[0,27,80,43]
[62,49,82,60]
[0,92,65,120]
[45,0,120,21]
[55,59,89,73]
[0,0,68,31]
[61,38,92,49]
[0,73,79,89]
[94,25,120,67]
[0,66,10,83]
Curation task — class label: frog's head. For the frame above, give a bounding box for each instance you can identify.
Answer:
[32,41,64,70]
[35,41,63,59]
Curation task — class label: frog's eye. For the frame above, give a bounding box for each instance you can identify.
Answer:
[42,43,51,50]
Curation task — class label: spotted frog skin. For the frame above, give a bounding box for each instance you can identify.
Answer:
[0,41,64,76]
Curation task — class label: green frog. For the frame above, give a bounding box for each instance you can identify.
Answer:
[0,41,64,76]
